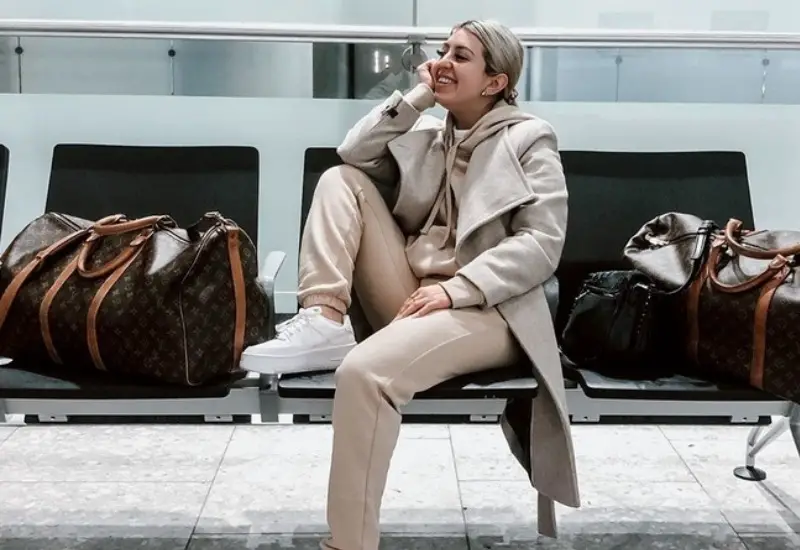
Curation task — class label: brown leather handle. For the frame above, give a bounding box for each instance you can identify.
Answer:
[725,218,800,260]
[76,228,154,279]
[91,215,173,237]
[0,228,91,335]
[707,239,789,294]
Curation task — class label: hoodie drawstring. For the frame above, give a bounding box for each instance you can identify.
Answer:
[419,124,460,248]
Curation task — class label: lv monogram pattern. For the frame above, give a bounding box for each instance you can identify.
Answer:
[626,212,800,404]
[0,212,272,386]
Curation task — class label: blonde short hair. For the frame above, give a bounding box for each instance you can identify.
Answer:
[451,19,524,105]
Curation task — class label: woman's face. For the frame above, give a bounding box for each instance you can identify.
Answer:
[432,28,504,111]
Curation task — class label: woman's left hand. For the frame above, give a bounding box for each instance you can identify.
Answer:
[394,285,452,321]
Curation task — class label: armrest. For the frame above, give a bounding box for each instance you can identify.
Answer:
[256,250,287,298]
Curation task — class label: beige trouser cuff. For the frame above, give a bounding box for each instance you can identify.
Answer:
[302,293,348,315]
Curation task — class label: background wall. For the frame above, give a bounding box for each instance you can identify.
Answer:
[1,0,799,311]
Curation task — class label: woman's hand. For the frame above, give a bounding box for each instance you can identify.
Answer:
[416,60,437,91]
[394,285,452,320]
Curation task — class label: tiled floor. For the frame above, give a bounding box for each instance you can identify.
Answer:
[0,421,796,549]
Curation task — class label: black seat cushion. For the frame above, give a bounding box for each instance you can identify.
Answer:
[0,359,251,399]
[569,366,779,402]
[279,364,539,400]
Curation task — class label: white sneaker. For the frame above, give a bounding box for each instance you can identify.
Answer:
[240,306,356,374]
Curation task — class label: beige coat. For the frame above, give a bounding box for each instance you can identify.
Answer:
[337,87,580,536]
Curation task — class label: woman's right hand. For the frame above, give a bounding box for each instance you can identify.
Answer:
[416,60,437,91]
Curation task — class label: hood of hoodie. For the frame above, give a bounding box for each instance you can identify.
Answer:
[444,101,537,154]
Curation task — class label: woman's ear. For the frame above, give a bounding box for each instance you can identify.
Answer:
[485,73,509,97]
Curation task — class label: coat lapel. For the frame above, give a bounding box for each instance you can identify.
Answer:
[455,132,534,257]
[387,129,445,233]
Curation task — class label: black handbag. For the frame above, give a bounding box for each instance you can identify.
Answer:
[560,219,716,374]
[561,270,657,369]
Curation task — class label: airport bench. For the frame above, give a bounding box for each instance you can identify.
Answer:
[0,143,541,425]
[0,144,268,424]
[0,144,795,482]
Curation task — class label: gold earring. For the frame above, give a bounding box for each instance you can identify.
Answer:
[481,90,487,96]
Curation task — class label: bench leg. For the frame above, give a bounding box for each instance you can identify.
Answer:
[733,413,792,481]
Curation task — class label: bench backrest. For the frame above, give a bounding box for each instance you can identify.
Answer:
[555,150,754,331]
[45,144,261,245]
[301,148,343,237]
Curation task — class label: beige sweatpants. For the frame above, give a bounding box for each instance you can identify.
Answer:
[299,165,520,550]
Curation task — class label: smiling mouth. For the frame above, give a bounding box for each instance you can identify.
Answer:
[436,75,456,85]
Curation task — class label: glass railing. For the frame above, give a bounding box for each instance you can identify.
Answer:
[2,19,800,103]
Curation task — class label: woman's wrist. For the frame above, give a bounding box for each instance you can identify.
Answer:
[404,83,436,112]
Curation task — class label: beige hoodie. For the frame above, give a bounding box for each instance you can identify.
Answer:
[402,84,539,307]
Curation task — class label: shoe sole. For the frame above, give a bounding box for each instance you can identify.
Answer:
[240,343,356,375]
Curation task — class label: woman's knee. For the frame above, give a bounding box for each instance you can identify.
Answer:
[316,165,370,197]
[333,348,375,388]
[334,345,410,407]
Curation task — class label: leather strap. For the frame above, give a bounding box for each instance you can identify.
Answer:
[77,228,153,279]
[0,229,90,334]
[686,268,709,363]
[86,239,149,372]
[91,215,173,236]
[707,243,789,294]
[750,266,790,389]
[39,256,80,364]
[725,218,800,259]
[227,227,247,370]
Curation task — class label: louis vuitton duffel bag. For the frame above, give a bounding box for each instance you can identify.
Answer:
[625,211,800,404]
[0,211,272,386]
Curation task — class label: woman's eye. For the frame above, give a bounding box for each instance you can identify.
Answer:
[436,49,445,58]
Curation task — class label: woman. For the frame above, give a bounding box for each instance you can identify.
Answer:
[242,19,580,550]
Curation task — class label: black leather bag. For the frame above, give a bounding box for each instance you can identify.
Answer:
[561,219,716,373]
[561,270,657,369]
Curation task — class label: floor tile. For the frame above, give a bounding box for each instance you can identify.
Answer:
[460,478,741,548]
[448,425,531,482]
[400,424,451,439]
[450,424,694,483]
[215,425,332,484]
[671,434,799,469]
[0,538,188,549]
[0,425,233,482]
[189,533,469,549]
[688,464,800,534]
[570,425,696,483]
[198,437,464,535]
[740,533,800,550]
[470,533,747,549]
[0,481,208,540]
[0,427,17,446]
[659,424,765,442]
